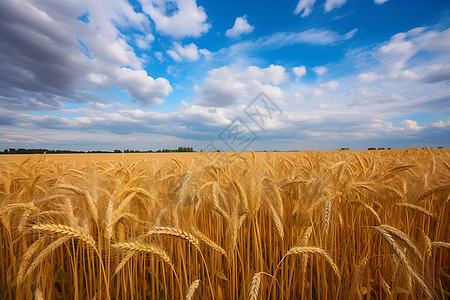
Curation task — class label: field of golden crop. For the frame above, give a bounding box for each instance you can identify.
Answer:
[0,149,449,299]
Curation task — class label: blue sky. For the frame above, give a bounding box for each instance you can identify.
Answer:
[0,0,449,151]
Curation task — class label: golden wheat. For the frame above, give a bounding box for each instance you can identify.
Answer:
[0,149,448,299]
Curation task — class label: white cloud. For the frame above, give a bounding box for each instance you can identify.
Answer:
[87,102,128,110]
[292,66,307,78]
[374,0,389,4]
[255,28,357,49]
[357,72,383,82]
[351,87,379,100]
[372,27,450,82]
[324,0,347,12]
[225,15,254,38]
[0,0,176,109]
[155,51,164,61]
[195,65,289,107]
[344,29,358,40]
[1,2,449,150]
[431,119,450,128]
[199,48,212,59]
[320,81,339,90]
[293,0,316,17]
[378,40,416,70]
[313,66,327,75]
[400,119,423,131]
[292,92,305,103]
[112,68,172,106]
[135,34,155,50]
[167,42,200,62]
[141,0,210,38]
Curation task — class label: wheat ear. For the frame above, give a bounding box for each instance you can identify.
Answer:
[249,272,262,300]
[23,236,70,283]
[32,224,96,248]
[377,224,423,262]
[16,239,45,285]
[374,226,433,299]
[192,227,227,258]
[147,226,200,250]
[352,257,367,285]
[269,204,284,239]
[378,270,393,300]
[431,241,450,249]
[394,203,437,219]
[112,242,173,267]
[185,279,201,300]
[350,200,381,224]
[284,246,341,280]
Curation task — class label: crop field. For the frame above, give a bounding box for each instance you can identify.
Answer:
[0,149,449,299]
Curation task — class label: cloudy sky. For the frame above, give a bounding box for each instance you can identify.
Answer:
[0,0,449,151]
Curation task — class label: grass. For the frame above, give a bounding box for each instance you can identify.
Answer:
[0,148,449,299]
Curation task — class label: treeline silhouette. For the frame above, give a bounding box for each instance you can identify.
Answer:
[2,147,195,154]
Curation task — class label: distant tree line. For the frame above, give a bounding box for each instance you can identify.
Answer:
[3,148,85,154]
[2,147,195,154]
[122,146,194,153]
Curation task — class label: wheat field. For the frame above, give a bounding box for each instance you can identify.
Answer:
[0,148,449,299]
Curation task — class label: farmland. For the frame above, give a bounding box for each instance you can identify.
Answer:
[0,149,449,299]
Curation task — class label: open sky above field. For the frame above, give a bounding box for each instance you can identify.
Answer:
[0,0,449,151]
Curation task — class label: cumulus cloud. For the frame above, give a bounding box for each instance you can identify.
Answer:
[324,0,347,12]
[167,42,212,62]
[0,0,173,109]
[112,68,172,106]
[1,3,449,150]
[374,0,389,4]
[313,66,327,75]
[0,0,90,107]
[168,42,200,61]
[292,66,307,78]
[400,119,423,131]
[195,65,289,107]
[294,0,316,17]
[225,15,254,38]
[141,0,210,38]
